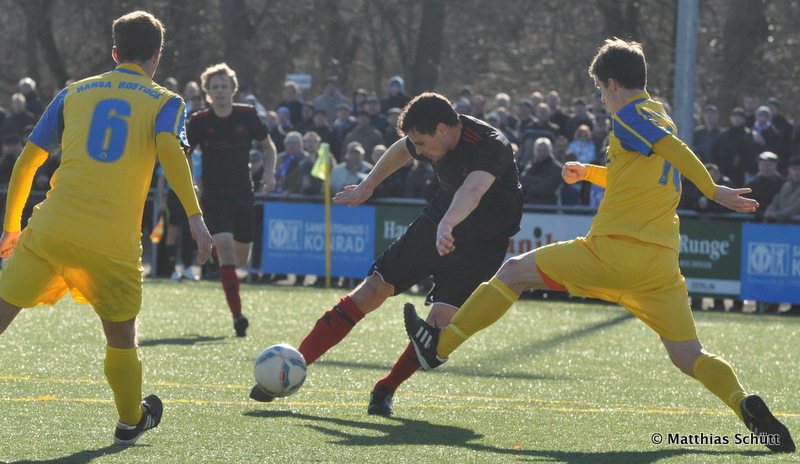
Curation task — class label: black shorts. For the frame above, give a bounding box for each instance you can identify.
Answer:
[370,215,509,308]
[166,189,188,226]
[201,192,255,243]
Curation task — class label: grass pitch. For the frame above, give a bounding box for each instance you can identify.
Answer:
[0,278,797,463]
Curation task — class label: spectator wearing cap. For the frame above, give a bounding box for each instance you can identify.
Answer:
[341,110,384,159]
[563,99,594,140]
[520,102,560,153]
[365,95,390,134]
[18,77,43,117]
[766,97,793,159]
[312,76,351,121]
[276,81,304,126]
[351,88,368,114]
[454,98,471,115]
[2,93,37,139]
[274,131,309,196]
[329,142,373,194]
[691,104,721,164]
[381,76,410,115]
[752,105,785,172]
[383,107,403,146]
[744,151,784,221]
[712,107,754,186]
[546,90,569,134]
[764,156,800,222]
[516,99,536,135]
[370,144,410,198]
[680,162,737,215]
[275,106,293,133]
[331,103,355,160]
[493,92,518,132]
[294,102,316,134]
[309,109,337,150]
[261,110,287,153]
[469,94,486,120]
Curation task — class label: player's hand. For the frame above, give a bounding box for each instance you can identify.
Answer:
[0,230,21,258]
[562,161,587,184]
[333,183,373,208]
[261,173,276,193]
[188,214,213,264]
[436,222,455,256]
[713,186,759,213]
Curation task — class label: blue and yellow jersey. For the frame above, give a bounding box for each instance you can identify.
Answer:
[589,93,684,251]
[26,63,187,260]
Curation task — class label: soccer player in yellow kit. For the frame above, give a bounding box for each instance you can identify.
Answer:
[0,11,212,445]
[406,38,794,453]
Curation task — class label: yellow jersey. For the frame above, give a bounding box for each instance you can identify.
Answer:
[26,63,187,260]
[589,93,683,251]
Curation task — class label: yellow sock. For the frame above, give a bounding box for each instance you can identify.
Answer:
[693,354,747,421]
[438,276,518,358]
[104,345,143,426]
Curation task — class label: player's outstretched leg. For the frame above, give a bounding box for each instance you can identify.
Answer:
[740,395,795,453]
[114,394,163,445]
[404,303,448,371]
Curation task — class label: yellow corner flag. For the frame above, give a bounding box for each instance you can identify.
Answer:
[311,143,331,180]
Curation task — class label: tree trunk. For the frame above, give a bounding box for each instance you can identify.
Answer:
[715,0,767,118]
[220,0,256,96]
[410,0,445,94]
[18,0,41,84]
[595,0,641,41]
[34,1,68,89]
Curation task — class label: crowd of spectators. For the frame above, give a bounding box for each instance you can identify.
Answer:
[1,73,799,312]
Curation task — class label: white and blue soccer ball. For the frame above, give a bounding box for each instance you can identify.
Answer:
[254,343,307,397]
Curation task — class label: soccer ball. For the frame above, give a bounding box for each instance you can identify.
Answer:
[254,343,307,397]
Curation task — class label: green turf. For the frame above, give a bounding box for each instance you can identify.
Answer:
[0,279,797,463]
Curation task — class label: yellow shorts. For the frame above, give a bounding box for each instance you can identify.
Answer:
[0,228,143,322]
[534,234,697,341]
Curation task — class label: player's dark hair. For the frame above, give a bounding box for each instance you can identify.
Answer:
[398,92,459,136]
[112,11,165,62]
[588,38,647,90]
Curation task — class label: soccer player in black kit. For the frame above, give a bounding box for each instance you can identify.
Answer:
[188,63,276,337]
[250,92,523,415]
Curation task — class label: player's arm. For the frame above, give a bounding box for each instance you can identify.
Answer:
[156,131,212,264]
[654,135,758,213]
[0,141,50,257]
[333,136,412,208]
[259,134,277,192]
[436,170,496,256]
[187,145,203,198]
[562,161,607,187]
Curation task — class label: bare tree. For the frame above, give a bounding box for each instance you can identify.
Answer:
[409,0,445,94]
[220,0,257,94]
[714,0,768,117]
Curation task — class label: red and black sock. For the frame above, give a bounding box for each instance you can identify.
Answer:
[373,343,420,394]
[298,295,365,365]
[220,265,242,317]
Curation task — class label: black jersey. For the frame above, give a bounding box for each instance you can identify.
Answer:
[405,114,522,242]
[187,104,269,195]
